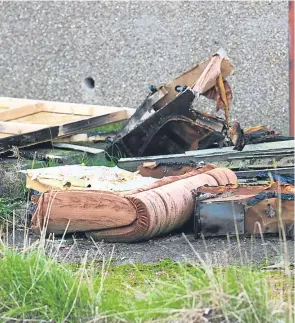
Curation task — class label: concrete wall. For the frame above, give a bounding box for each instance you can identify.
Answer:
[0,1,289,134]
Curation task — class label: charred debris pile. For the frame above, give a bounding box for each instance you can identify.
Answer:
[0,49,294,242]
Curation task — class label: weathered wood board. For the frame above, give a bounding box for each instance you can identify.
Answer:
[0,97,134,115]
[0,97,134,153]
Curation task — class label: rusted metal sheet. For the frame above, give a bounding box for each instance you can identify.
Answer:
[245,197,294,235]
[194,183,295,239]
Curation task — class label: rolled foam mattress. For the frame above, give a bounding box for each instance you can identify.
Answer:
[31,166,237,242]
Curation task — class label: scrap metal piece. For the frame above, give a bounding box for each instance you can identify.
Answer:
[194,183,295,238]
[195,197,245,237]
[105,50,235,160]
[230,121,294,151]
[193,111,225,132]
[119,140,295,172]
[117,88,168,139]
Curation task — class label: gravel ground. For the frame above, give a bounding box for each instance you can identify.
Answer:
[5,230,294,267]
[52,234,295,266]
[0,1,289,134]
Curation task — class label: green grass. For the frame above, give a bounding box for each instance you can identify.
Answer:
[0,243,293,323]
[90,120,125,133]
[0,198,22,224]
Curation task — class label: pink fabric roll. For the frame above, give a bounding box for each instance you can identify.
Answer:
[31,167,237,242]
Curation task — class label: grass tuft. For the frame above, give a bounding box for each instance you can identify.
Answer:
[0,247,100,322]
[0,242,293,323]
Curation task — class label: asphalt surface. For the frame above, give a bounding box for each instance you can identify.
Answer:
[0,1,290,134]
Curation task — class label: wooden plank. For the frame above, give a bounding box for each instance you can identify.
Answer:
[0,104,43,121]
[0,110,130,154]
[0,102,134,124]
[0,127,60,153]
[41,104,131,116]
[52,143,104,155]
[0,97,134,117]
[0,121,46,134]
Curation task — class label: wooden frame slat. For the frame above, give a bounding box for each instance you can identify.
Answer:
[0,110,129,153]
[0,97,134,117]
[0,97,134,154]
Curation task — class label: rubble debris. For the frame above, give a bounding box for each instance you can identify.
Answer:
[107,88,231,158]
[106,49,235,160]
[118,140,295,173]
[30,165,237,241]
[194,182,294,239]
[230,122,294,151]
[106,49,293,161]
[0,98,133,154]
[236,168,295,185]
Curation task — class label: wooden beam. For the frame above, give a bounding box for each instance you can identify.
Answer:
[0,97,134,117]
[0,104,43,121]
[0,121,46,134]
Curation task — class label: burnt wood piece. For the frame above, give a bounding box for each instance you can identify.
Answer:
[105,88,225,159]
[116,89,166,139]
[0,111,127,154]
[106,88,196,159]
